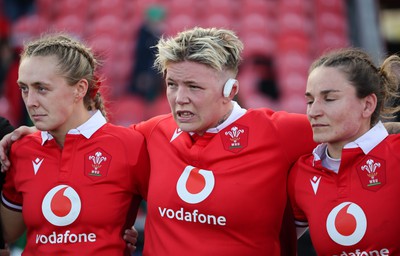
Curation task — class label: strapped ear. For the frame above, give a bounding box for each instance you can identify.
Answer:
[223,78,238,97]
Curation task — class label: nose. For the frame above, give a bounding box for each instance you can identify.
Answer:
[24,90,38,108]
[175,86,190,105]
[307,100,322,119]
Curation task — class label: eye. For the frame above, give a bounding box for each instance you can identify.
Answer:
[189,85,201,90]
[37,86,48,93]
[19,85,28,93]
[305,97,314,105]
[166,82,177,88]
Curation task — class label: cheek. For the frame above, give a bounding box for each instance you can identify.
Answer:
[332,116,360,140]
[166,90,176,104]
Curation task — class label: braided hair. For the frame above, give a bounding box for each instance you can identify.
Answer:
[20,33,107,118]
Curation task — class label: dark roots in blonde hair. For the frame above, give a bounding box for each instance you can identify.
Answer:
[154,27,244,76]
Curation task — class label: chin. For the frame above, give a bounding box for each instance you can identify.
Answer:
[180,123,206,135]
[312,136,326,144]
[179,125,195,133]
[33,122,51,132]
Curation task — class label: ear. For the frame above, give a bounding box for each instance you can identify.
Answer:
[223,78,239,98]
[74,79,89,101]
[362,93,377,118]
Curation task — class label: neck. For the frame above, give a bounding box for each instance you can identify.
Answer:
[216,101,233,126]
[50,109,92,148]
[326,144,342,159]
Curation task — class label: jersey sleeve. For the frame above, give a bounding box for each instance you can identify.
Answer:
[288,160,308,228]
[271,111,316,164]
[389,134,400,162]
[124,128,150,200]
[1,149,22,212]
[130,114,171,139]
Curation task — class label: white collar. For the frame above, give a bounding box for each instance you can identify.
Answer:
[312,121,388,160]
[344,121,388,154]
[203,101,247,134]
[40,110,107,145]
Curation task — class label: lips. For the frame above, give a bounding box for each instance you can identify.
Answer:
[176,110,194,122]
[311,124,328,128]
[30,113,46,121]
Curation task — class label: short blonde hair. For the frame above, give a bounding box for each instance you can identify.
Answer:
[154,27,243,76]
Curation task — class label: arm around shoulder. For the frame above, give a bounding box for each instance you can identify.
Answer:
[0,126,37,172]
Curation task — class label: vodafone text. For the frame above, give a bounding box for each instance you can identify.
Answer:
[36,230,96,244]
[158,207,226,226]
[334,248,389,256]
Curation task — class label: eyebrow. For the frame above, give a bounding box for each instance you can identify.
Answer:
[305,89,341,97]
[17,81,48,88]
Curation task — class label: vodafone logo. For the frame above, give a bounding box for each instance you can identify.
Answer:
[326,202,367,246]
[42,185,81,226]
[176,166,215,204]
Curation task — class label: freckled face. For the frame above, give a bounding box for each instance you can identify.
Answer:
[166,61,231,135]
[306,66,371,148]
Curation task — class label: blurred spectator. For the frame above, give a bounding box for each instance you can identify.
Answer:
[0,15,28,127]
[253,54,280,101]
[0,16,12,93]
[128,5,166,103]
[1,0,36,22]
[1,45,29,127]
[0,12,40,127]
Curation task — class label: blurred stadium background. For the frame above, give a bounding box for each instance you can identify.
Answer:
[0,0,399,255]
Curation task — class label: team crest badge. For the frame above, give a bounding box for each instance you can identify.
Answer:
[84,148,111,180]
[220,124,248,153]
[356,156,386,192]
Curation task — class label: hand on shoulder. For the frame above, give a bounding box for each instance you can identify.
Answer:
[0,126,37,172]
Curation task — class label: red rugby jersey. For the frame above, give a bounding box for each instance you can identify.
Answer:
[133,104,315,256]
[289,123,400,255]
[2,112,150,256]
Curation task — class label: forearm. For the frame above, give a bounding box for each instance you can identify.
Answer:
[0,205,25,243]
